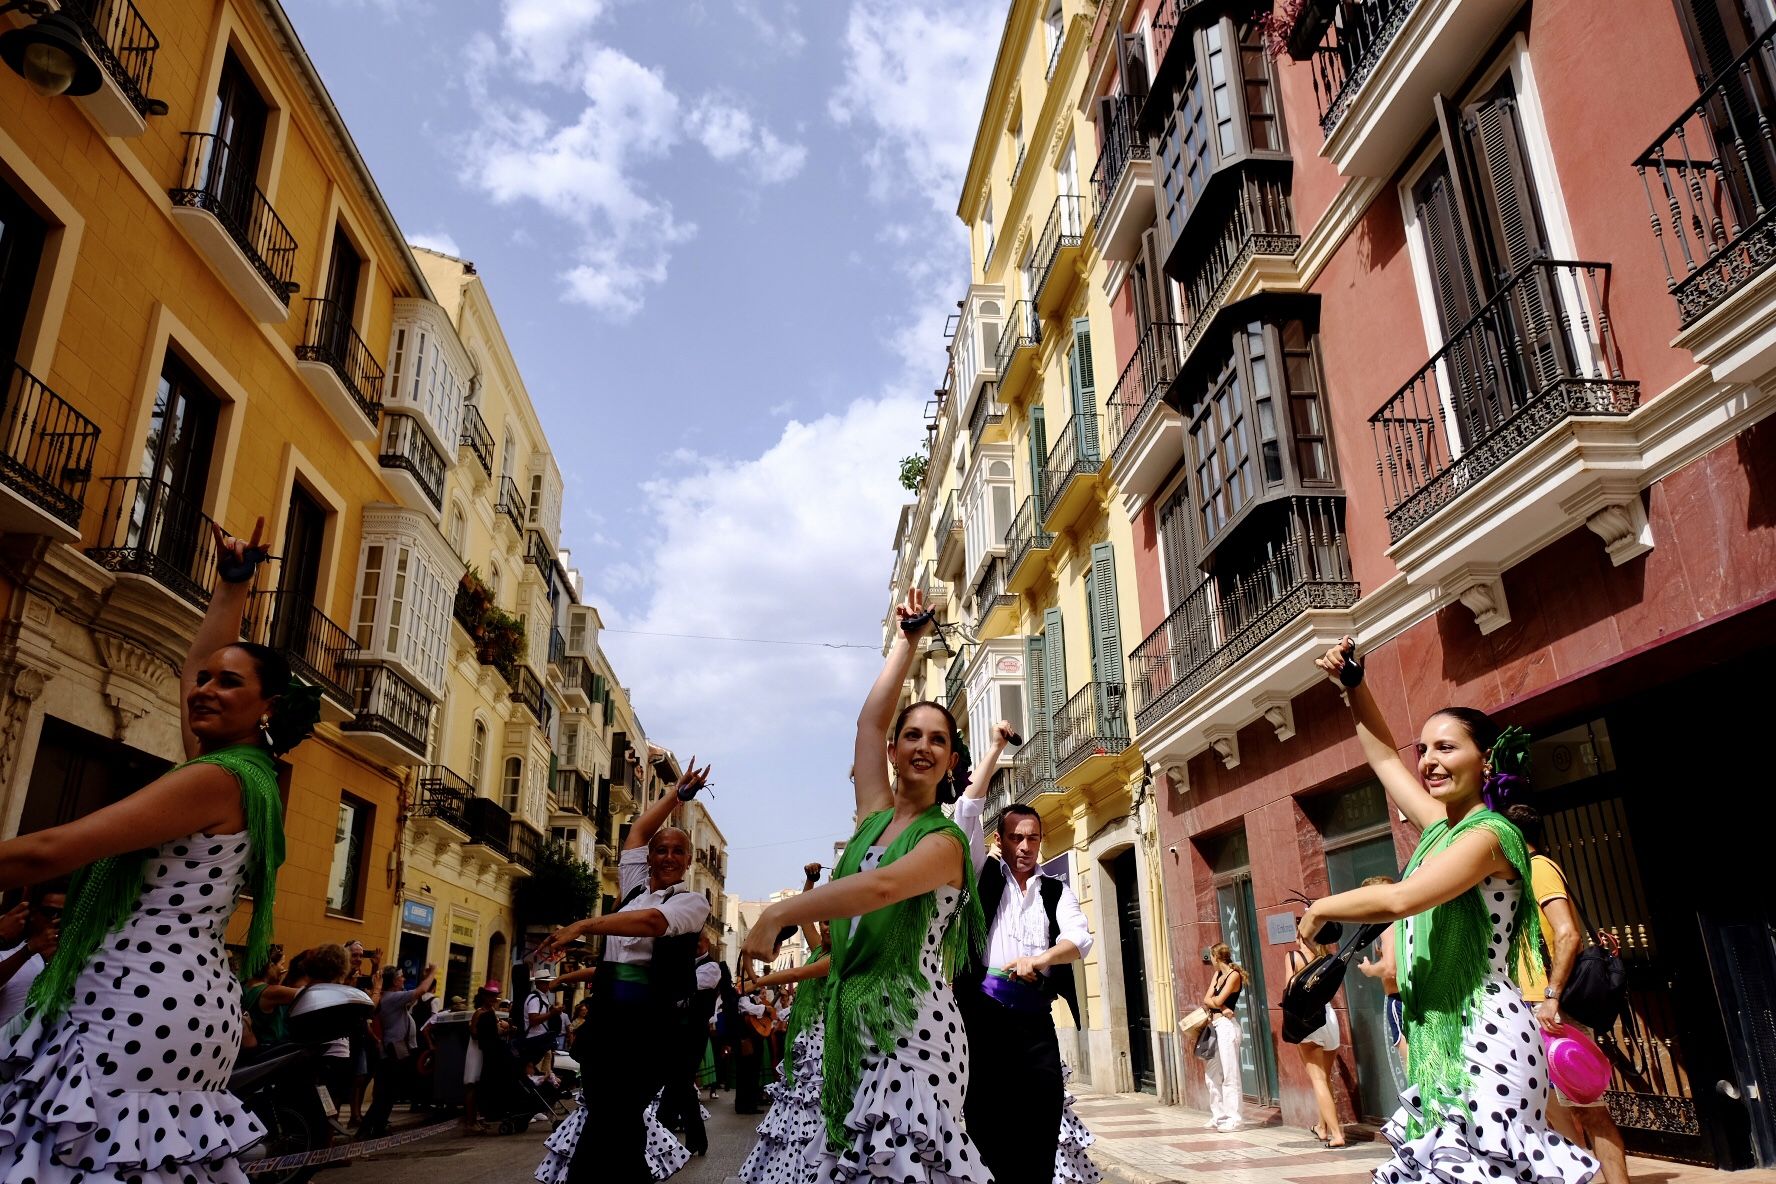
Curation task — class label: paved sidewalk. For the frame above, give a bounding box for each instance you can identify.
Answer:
[1070,1087,1776,1184]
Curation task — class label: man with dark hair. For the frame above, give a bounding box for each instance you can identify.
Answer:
[0,882,64,1025]
[954,722,1094,1183]
[358,960,437,1138]
[1505,804,1631,1184]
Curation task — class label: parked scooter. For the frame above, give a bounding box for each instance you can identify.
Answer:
[230,982,374,1184]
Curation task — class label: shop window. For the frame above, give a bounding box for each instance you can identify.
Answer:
[327,794,371,916]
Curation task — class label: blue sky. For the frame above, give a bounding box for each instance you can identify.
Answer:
[289,0,1005,900]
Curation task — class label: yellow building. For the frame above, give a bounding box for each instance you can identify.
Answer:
[885,0,1178,1100]
[0,0,448,959]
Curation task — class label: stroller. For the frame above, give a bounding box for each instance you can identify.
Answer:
[473,1027,564,1135]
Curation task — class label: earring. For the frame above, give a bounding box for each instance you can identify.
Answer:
[259,716,275,748]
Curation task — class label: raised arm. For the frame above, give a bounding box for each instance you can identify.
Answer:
[856,589,933,821]
[750,956,830,989]
[1315,638,1442,831]
[956,720,1016,874]
[1302,828,1513,936]
[180,519,267,760]
[623,760,710,850]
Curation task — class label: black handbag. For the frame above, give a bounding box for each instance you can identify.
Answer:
[1193,1020,1218,1061]
[1555,885,1627,1031]
[1280,922,1389,1044]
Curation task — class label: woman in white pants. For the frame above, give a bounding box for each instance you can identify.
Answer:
[1202,944,1245,1131]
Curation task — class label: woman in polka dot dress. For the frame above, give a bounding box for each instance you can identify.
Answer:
[0,523,308,1184]
[739,589,987,1184]
[1297,640,1596,1184]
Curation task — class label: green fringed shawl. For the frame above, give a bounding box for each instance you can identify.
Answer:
[780,944,828,1089]
[21,743,286,1030]
[1395,808,1542,1138]
[820,806,984,1151]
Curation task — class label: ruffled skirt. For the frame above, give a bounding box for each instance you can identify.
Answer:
[1055,1064,1101,1183]
[534,1091,691,1183]
[739,1019,826,1184]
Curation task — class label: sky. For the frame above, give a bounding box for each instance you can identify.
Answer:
[287,0,1007,901]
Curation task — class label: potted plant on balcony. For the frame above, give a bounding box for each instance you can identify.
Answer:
[1257,0,1337,61]
[477,607,525,676]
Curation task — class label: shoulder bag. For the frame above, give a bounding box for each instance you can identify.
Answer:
[1553,875,1628,1031]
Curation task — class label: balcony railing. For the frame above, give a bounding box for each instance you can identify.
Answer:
[244,589,362,705]
[945,648,970,715]
[86,477,221,608]
[1034,194,1088,307]
[915,560,948,611]
[1006,494,1053,577]
[1053,681,1130,776]
[549,627,566,668]
[1368,260,1638,542]
[494,475,525,536]
[525,529,555,574]
[60,0,160,116]
[453,581,481,634]
[1180,172,1298,354]
[973,553,1013,614]
[1011,142,1028,190]
[968,381,1006,448]
[464,796,512,858]
[2,363,98,531]
[1105,321,1185,467]
[1304,0,1418,139]
[1635,23,1776,327]
[1013,729,1057,803]
[1046,27,1065,80]
[995,300,1042,376]
[510,663,545,723]
[379,412,445,512]
[169,132,298,305]
[413,765,473,833]
[1129,497,1358,727]
[562,653,596,702]
[1091,94,1150,220]
[294,297,383,426]
[459,403,493,477]
[1044,412,1101,516]
[554,768,593,816]
[510,823,540,872]
[982,765,1016,828]
[342,661,430,756]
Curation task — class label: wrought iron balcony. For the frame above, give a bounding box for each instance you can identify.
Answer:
[1368,260,1638,543]
[1302,0,1416,140]
[413,765,473,834]
[169,132,298,315]
[972,553,1018,636]
[1046,26,1065,80]
[916,560,949,612]
[463,796,512,858]
[1129,497,1358,728]
[1033,194,1088,316]
[459,403,493,478]
[341,661,431,759]
[59,0,161,121]
[994,300,1042,391]
[510,823,540,872]
[548,626,566,670]
[945,647,970,716]
[1053,681,1130,777]
[554,768,594,816]
[968,382,1007,448]
[562,653,595,704]
[1105,321,1185,468]
[378,411,445,513]
[1043,412,1102,529]
[243,589,362,707]
[1636,25,1776,328]
[1013,729,1057,803]
[982,765,1016,829]
[494,475,525,536]
[1091,94,1150,228]
[524,529,555,575]
[934,491,965,578]
[1005,494,1053,587]
[86,477,221,608]
[294,297,382,431]
[1179,172,1299,355]
[453,581,480,634]
[1,363,98,536]
[509,663,545,723]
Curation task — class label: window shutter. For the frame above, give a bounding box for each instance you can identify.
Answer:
[1042,605,1067,738]
[1157,480,1197,608]
[1117,31,1149,101]
[1025,632,1047,744]
[1453,82,1550,279]
[1029,405,1049,517]
[1073,318,1099,466]
[1089,542,1123,689]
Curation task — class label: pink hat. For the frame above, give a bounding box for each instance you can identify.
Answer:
[1543,1027,1610,1105]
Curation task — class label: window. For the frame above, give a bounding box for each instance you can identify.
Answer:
[501,433,516,481]
[528,473,543,527]
[1192,355,1254,540]
[552,827,577,846]
[352,521,454,691]
[354,544,384,648]
[1156,478,1198,607]
[488,563,501,602]
[209,53,269,231]
[562,724,579,769]
[471,720,487,790]
[568,615,586,653]
[502,756,522,813]
[982,196,996,265]
[446,502,466,556]
[326,794,371,916]
[0,176,48,368]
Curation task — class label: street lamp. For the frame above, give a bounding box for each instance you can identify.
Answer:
[0,7,103,99]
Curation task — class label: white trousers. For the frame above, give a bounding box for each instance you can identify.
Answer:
[1203,1015,1243,1126]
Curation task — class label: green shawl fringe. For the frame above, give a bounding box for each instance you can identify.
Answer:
[1394,808,1542,1139]
[21,743,286,1031]
[780,944,828,1089]
[820,806,984,1152]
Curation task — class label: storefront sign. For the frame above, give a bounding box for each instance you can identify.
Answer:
[401,901,434,934]
[450,918,476,945]
[1265,912,1298,945]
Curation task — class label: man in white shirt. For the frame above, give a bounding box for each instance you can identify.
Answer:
[954,722,1094,1184]
[538,760,712,1184]
[0,884,63,1026]
[521,965,563,1074]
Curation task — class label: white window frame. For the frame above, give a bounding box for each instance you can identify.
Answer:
[502,755,523,814]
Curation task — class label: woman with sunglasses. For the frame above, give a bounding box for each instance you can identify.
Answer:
[0,884,65,1027]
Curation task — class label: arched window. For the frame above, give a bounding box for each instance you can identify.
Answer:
[470,720,487,790]
[446,502,466,556]
[501,431,516,481]
[488,563,502,602]
[502,756,523,813]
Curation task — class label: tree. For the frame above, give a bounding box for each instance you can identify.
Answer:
[514,838,598,934]
[899,453,929,491]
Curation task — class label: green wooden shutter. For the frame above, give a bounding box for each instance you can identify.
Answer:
[1030,405,1049,517]
[1025,632,1047,743]
[1043,605,1067,745]
[1073,317,1099,465]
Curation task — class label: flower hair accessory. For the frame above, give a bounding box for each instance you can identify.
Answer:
[267,677,325,755]
[1482,724,1531,811]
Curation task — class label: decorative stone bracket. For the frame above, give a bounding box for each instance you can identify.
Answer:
[1438,565,1512,636]
[1253,695,1296,743]
[1205,728,1241,770]
[95,634,174,743]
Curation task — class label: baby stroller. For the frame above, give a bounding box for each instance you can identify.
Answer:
[474,1031,562,1135]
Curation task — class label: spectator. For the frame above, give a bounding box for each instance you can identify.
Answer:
[521,965,564,1076]
[0,883,64,1026]
[1355,874,1407,1080]
[358,961,437,1138]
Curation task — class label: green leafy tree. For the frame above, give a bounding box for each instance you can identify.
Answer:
[899,453,929,491]
[514,838,598,934]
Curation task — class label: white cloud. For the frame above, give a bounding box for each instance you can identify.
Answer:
[407,229,461,257]
[687,98,807,184]
[501,0,611,74]
[733,0,808,56]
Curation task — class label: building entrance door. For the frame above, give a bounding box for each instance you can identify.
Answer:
[1202,824,1279,1106]
[1110,849,1155,1092]
[1325,833,1402,1119]
[19,717,172,836]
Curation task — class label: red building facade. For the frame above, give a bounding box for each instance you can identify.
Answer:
[1085,0,1776,1166]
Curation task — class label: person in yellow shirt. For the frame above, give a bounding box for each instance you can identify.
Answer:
[1505,805,1630,1184]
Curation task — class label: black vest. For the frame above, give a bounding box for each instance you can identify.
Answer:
[957,859,1082,1027]
[601,882,700,1010]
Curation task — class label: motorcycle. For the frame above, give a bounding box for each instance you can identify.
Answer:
[230,982,374,1184]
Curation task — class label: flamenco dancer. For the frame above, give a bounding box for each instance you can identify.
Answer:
[740,588,987,1183]
[1297,639,1597,1184]
[0,521,317,1184]
[738,872,832,1184]
[534,761,713,1184]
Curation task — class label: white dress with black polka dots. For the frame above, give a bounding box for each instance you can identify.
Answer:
[1055,1063,1101,1183]
[1377,875,1599,1184]
[534,1089,692,1182]
[736,1015,825,1184]
[807,847,989,1184]
[0,830,262,1184]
